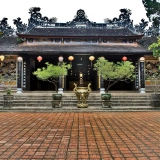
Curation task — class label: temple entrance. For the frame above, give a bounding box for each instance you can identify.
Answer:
[29,55,97,91]
[29,55,135,91]
[66,55,97,91]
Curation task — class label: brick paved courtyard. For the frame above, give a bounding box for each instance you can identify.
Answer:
[0,112,160,160]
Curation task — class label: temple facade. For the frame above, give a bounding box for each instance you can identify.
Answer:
[0,8,159,92]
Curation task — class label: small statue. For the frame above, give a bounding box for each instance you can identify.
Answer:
[73,83,77,92]
[87,83,91,92]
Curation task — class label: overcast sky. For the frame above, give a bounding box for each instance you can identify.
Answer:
[0,0,149,28]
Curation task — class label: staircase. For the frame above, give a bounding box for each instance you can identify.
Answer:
[0,91,157,111]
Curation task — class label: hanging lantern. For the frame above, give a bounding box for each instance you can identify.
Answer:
[89,56,95,66]
[140,57,145,61]
[68,56,74,65]
[68,56,74,61]
[0,55,5,61]
[122,56,127,61]
[58,56,63,62]
[17,56,23,62]
[0,55,5,66]
[37,56,42,62]
[89,56,95,61]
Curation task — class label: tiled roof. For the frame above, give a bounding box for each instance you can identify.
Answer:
[0,37,151,54]
[18,28,143,38]
[141,37,158,48]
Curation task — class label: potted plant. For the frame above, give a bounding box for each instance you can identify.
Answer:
[33,62,71,107]
[148,36,160,107]
[94,57,136,107]
[0,76,14,107]
[3,87,13,99]
[6,87,12,95]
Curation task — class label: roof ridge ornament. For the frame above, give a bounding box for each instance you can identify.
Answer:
[13,17,27,33]
[13,7,57,33]
[104,8,133,29]
[134,18,148,34]
[66,9,94,28]
[11,7,159,37]
[0,18,14,38]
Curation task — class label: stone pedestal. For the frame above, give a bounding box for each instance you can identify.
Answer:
[3,95,14,108]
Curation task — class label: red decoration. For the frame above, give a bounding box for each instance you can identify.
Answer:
[37,56,42,62]
[122,56,127,61]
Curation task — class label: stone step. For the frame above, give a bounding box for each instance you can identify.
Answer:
[0,95,151,99]
[2,101,151,107]
[6,96,151,99]
[6,99,151,103]
[112,103,151,106]
[2,106,154,112]
[0,92,156,110]
[12,104,52,107]
[12,96,151,99]
[0,99,152,107]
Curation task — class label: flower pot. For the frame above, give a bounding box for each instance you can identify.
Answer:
[151,94,160,107]
[101,93,111,108]
[3,95,14,108]
[52,94,62,100]
[52,94,62,108]
[101,93,111,100]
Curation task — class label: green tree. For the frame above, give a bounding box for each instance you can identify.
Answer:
[94,57,135,92]
[147,36,160,93]
[148,36,160,58]
[33,62,71,91]
[142,0,160,27]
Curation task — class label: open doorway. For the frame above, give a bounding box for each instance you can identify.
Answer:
[29,55,97,91]
[66,55,97,91]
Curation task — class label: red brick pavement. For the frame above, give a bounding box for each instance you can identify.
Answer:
[0,112,160,160]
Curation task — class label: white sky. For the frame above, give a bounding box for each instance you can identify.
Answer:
[0,0,149,28]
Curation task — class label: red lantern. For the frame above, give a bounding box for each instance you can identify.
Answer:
[122,56,127,61]
[37,56,42,62]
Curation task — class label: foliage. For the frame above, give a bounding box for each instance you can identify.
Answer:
[16,38,25,44]
[33,62,71,91]
[145,61,160,94]
[0,76,14,94]
[142,0,160,27]
[148,36,160,58]
[146,71,160,94]
[94,57,135,92]
[6,88,12,94]
[0,32,3,38]
[148,38,160,92]
[147,37,160,93]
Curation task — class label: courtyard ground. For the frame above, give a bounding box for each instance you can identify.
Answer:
[0,111,160,160]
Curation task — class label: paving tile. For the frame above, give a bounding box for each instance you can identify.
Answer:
[0,112,160,159]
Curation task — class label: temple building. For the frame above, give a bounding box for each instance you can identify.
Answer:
[0,7,159,92]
